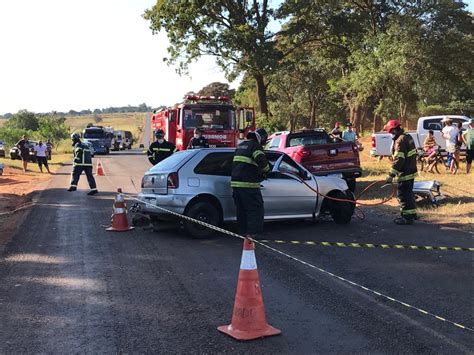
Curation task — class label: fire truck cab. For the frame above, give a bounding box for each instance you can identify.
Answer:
[151,95,255,150]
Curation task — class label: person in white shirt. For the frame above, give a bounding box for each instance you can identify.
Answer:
[441,117,459,173]
[33,140,51,174]
[342,122,357,142]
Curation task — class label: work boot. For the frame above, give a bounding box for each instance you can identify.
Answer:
[393,217,414,225]
[67,187,77,192]
[87,190,98,196]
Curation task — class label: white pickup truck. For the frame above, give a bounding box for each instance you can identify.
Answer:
[370,115,471,157]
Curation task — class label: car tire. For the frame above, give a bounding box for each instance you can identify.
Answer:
[328,190,354,224]
[184,201,220,239]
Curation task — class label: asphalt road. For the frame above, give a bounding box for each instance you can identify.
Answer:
[0,150,472,353]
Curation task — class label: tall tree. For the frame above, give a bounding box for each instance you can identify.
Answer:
[197,82,236,99]
[143,1,284,117]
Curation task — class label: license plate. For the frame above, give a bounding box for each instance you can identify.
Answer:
[209,144,217,148]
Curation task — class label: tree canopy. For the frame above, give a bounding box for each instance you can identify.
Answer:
[143,0,285,116]
[146,1,473,132]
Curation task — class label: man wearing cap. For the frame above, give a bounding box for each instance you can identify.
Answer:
[441,117,459,173]
[331,122,342,140]
[384,119,417,225]
[187,127,209,149]
[342,122,357,142]
[147,129,178,165]
[462,118,474,174]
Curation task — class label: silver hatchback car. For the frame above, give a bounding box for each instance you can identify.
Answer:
[138,148,355,238]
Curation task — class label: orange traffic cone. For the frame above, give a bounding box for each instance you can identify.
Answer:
[96,161,104,176]
[218,238,281,341]
[106,188,134,232]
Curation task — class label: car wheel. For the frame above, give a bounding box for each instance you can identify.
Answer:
[184,201,220,239]
[328,190,354,224]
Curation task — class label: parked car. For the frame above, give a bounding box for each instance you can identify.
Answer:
[266,129,361,192]
[10,141,38,162]
[370,115,471,158]
[137,148,355,238]
[0,140,5,157]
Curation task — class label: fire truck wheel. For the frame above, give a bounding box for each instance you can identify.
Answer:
[184,201,220,239]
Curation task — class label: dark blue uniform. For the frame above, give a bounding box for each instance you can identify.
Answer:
[70,142,97,192]
[231,139,270,236]
[187,136,209,149]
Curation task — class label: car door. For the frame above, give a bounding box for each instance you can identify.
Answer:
[261,154,317,218]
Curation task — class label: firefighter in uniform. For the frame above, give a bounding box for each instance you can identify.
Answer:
[147,129,178,165]
[67,133,98,195]
[187,127,209,149]
[384,120,417,225]
[231,128,271,238]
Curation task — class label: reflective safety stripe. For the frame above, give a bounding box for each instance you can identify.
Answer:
[240,250,257,270]
[173,147,178,152]
[74,163,93,167]
[114,208,125,214]
[402,209,417,215]
[393,151,405,159]
[70,185,77,187]
[407,149,417,157]
[398,173,417,181]
[252,150,265,160]
[390,168,399,176]
[230,181,261,188]
[263,165,271,173]
[90,188,97,191]
[152,148,171,152]
[233,156,257,166]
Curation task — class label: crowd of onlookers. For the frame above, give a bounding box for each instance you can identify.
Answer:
[423,117,473,174]
[15,135,53,173]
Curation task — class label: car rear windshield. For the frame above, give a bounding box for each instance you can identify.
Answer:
[84,130,105,139]
[194,152,234,176]
[422,118,466,131]
[150,150,196,172]
[287,132,330,147]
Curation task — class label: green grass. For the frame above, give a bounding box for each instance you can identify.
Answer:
[66,112,145,142]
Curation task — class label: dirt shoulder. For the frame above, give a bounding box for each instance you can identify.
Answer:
[0,167,52,248]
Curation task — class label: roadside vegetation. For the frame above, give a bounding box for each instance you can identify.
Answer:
[357,137,473,232]
[146,1,472,133]
[0,111,146,172]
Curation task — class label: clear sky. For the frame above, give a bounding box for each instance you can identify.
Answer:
[0,0,234,114]
[0,0,472,115]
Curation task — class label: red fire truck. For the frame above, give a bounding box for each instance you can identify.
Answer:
[151,95,255,150]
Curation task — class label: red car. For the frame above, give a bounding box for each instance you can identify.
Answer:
[266,129,362,191]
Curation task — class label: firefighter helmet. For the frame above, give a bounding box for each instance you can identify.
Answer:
[155,129,165,138]
[70,132,80,141]
[254,128,268,145]
[384,120,401,133]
